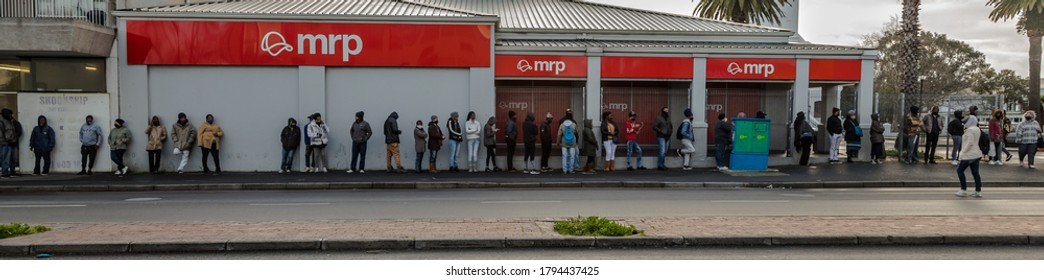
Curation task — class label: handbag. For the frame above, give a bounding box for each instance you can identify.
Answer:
[1037,135,1044,149]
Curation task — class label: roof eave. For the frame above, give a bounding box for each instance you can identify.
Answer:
[495,46,867,56]
[112,11,501,23]
[495,28,793,37]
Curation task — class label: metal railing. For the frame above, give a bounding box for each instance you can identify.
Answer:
[0,0,113,27]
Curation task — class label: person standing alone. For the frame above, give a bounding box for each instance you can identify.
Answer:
[29,115,55,175]
[109,119,131,175]
[78,115,103,175]
[198,114,223,174]
[955,117,985,198]
[349,111,372,173]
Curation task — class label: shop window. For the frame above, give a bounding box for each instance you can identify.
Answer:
[601,81,689,145]
[27,58,106,92]
[0,60,27,92]
[494,81,584,144]
[707,83,790,151]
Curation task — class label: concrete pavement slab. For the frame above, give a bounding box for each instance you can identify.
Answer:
[594,236,685,248]
[32,243,129,254]
[323,239,413,250]
[943,235,1031,245]
[772,236,859,246]
[130,242,227,253]
[684,237,773,246]
[857,236,945,245]
[414,238,506,249]
[504,237,596,248]
[227,240,322,251]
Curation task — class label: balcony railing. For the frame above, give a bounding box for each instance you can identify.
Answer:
[0,0,113,27]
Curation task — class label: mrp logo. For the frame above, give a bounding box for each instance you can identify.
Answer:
[261,31,364,62]
[517,59,567,75]
[726,62,775,78]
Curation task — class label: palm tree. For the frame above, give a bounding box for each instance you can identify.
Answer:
[692,0,792,25]
[900,0,921,109]
[987,0,1044,117]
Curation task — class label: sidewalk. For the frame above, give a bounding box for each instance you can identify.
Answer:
[3,160,1044,192]
[2,216,1043,256]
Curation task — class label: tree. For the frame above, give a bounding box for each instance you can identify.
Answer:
[692,0,792,25]
[974,69,1030,109]
[900,0,922,112]
[987,0,1044,117]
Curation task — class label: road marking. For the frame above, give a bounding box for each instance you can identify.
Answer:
[248,203,331,206]
[711,200,790,203]
[780,194,816,198]
[480,201,562,204]
[0,204,87,208]
[124,197,162,202]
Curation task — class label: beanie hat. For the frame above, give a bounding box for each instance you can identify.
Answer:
[628,111,636,117]
[355,111,364,118]
[684,108,693,118]
[508,111,516,118]
[832,107,840,114]
[431,115,438,121]
[847,110,856,115]
[718,113,726,120]
[115,118,125,125]
[178,112,187,119]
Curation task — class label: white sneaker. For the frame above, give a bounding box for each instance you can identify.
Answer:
[305,167,312,173]
[359,170,364,174]
[530,171,540,175]
[1030,165,1036,169]
[323,168,329,173]
[121,166,129,174]
[278,169,284,174]
[115,170,122,175]
[346,169,354,174]
[998,161,1004,166]
[988,161,996,166]
[952,160,959,166]
[970,192,982,198]
[955,190,968,197]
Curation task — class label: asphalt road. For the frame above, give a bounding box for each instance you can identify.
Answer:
[6,246,1042,260]
[3,188,1044,223]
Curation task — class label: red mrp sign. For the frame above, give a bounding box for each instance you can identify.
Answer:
[707,58,796,80]
[495,55,587,78]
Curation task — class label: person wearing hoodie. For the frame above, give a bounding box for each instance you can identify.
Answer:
[349,111,372,173]
[842,110,861,163]
[414,120,427,173]
[653,107,673,170]
[955,116,984,198]
[624,111,644,171]
[28,115,55,176]
[795,112,816,166]
[505,111,518,172]
[714,113,732,171]
[145,115,168,174]
[947,111,966,165]
[280,117,301,173]
[384,112,404,173]
[303,114,314,172]
[539,112,554,172]
[198,114,223,174]
[78,114,103,175]
[108,119,131,175]
[427,115,444,173]
[870,113,886,164]
[308,113,330,173]
[988,109,1007,166]
[826,107,843,164]
[446,112,463,172]
[677,109,695,170]
[1015,110,1041,168]
[558,117,578,174]
[483,116,500,172]
[580,118,599,174]
[0,109,16,178]
[465,111,481,172]
[523,112,538,174]
[600,111,619,172]
[171,113,196,174]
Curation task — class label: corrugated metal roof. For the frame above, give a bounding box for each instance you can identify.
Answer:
[497,39,868,52]
[413,0,784,34]
[133,0,490,18]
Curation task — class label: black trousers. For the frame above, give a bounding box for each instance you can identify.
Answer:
[799,138,814,166]
[201,147,220,173]
[80,145,97,171]
[505,139,516,170]
[33,150,51,174]
[485,145,497,168]
[924,132,940,162]
[524,142,536,163]
[147,150,162,173]
[540,141,552,168]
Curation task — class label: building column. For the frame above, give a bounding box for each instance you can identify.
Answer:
[858,57,876,161]
[298,66,325,170]
[585,48,603,168]
[817,85,841,153]
[691,55,709,162]
[791,58,810,158]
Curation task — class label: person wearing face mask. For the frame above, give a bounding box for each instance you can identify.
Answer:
[446,112,463,172]
[653,107,673,171]
[308,113,330,173]
[600,111,619,172]
[483,116,500,172]
[921,106,944,164]
[624,111,644,171]
[870,113,886,165]
[145,115,167,174]
[414,120,427,173]
[77,115,103,175]
[108,119,131,175]
[171,113,196,174]
[827,107,843,164]
[279,117,301,174]
[1015,111,1041,168]
[28,115,55,176]
[198,114,223,174]
[539,112,554,172]
[947,110,966,166]
[0,109,19,178]
[842,110,862,163]
[428,115,445,173]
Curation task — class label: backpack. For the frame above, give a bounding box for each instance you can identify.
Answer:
[563,125,575,145]
[978,130,990,155]
[675,122,686,140]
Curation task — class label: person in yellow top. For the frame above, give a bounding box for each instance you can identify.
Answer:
[198,114,223,174]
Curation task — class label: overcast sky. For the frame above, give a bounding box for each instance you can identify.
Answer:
[589,0,1031,77]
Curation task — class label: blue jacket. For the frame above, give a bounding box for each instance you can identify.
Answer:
[79,123,103,146]
[30,125,56,152]
[680,119,694,141]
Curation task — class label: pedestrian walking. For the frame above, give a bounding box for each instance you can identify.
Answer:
[198,114,223,174]
[903,106,923,164]
[483,116,500,172]
[794,112,815,166]
[581,118,599,174]
[677,109,696,170]
[523,112,538,174]
[947,110,965,165]
[827,107,843,164]
[600,111,619,172]
[303,114,314,172]
[428,115,444,173]
[384,112,405,173]
[109,119,130,175]
[77,114,103,175]
[714,113,732,171]
[653,107,673,170]
[279,117,301,173]
[28,115,55,176]
[558,116,578,174]
[0,109,19,178]
[988,110,1006,166]
[870,113,885,164]
[446,112,463,172]
[956,117,985,198]
[414,120,427,173]
[145,115,167,174]
[843,110,862,163]
[1015,111,1041,168]
[171,113,196,174]
[465,111,481,172]
[922,106,943,164]
[505,111,518,172]
[540,112,554,172]
[624,111,645,171]
[308,113,329,173]
[349,111,371,173]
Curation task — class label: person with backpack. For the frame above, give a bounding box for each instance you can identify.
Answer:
[653,107,673,171]
[676,109,695,170]
[558,116,578,174]
[870,113,885,164]
[947,111,965,166]
[843,110,862,163]
[1015,110,1041,168]
[483,116,500,172]
[956,116,985,198]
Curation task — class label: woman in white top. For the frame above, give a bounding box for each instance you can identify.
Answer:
[956,116,984,198]
[464,111,482,172]
[307,113,331,173]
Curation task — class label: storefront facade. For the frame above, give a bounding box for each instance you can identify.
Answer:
[111,0,875,172]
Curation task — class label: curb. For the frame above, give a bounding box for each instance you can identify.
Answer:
[2,235,1041,256]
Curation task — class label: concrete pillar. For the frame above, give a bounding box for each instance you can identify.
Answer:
[691,55,709,162]
[298,66,324,170]
[791,58,810,157]
[858,57,876,161]
[816,85,841,153]
[117,19,144,172]
[586,48,602,167]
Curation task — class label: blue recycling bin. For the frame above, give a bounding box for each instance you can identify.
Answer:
[730,118,770,171]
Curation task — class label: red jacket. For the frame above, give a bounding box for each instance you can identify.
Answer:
[989,120,1003,142]
[625,119,639,141]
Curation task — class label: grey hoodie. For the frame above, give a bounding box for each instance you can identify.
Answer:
[483,116,497,147]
